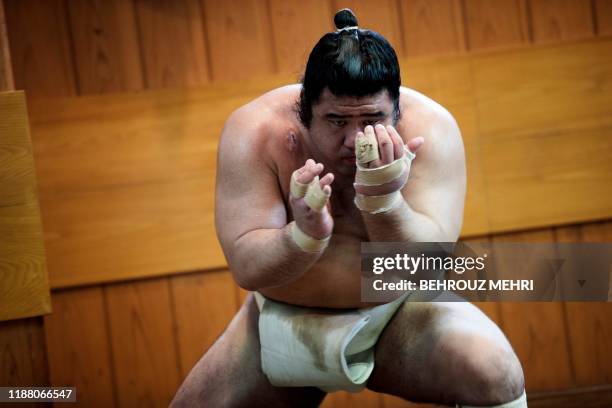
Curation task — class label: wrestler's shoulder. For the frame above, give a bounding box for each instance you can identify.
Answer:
[222,84,302,153]
[398,86,462,158]
[398,86,459,131]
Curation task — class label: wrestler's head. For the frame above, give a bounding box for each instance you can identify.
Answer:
[298,9,401,176]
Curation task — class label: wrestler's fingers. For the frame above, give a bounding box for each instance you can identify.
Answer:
[296,161,324,184]
[386,125,404,160]
[375,124,394,165]
[305,158,316,168]
[291,160,323,199]
[319,172,334,187]
[294,159,313,177]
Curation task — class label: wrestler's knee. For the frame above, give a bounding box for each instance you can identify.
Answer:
[439,329,525,405]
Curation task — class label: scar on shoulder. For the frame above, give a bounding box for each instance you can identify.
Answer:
[286,131,299,153]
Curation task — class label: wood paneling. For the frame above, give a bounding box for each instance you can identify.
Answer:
[472,40,612,138]
[66,0,144,94]
[269,0,334,75]
[26,39,612,288]
[462,237,502,324]
[333,0,404,56]
[472,40,612,232]
[495,230,574,391]
[134,0,210,88]
[480,125,612,232]
[4,0,76,96]
[171,270,237,378]
[0,0,14,90]
[399,0,466,57]
[529,0,595,43]
[105,279,181,407]
[0,317,48,387]
[202,0,276,81]
[0,91,51,321]
[596,0,612,36]
[463,0,530,50]
[3,3,612,406]
[556,222,612,387]
[44,287,115,407]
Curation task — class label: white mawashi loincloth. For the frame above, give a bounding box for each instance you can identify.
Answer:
[254,291,411,393]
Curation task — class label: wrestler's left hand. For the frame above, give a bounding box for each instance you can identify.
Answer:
[354,124,423,196]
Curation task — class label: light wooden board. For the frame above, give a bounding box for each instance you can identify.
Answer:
[471,40,612,139]
[472,40,612,232]
[0,91,51,320]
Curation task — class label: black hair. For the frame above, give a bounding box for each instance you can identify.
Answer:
[298,8,401,128]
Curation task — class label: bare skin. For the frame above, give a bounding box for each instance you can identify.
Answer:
[172,85,525,407]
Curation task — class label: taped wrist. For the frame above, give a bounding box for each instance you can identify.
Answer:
[354,191,404,214]
[354,145,416,214]
[290,172,329,212]
[290,222,330,253]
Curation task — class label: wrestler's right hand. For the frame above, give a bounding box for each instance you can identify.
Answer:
[289,159,334,240]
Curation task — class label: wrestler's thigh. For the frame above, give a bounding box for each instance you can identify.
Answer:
[171,293,326,408]
[367,293,522,406]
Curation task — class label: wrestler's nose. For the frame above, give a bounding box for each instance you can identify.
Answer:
[342,125,363,151]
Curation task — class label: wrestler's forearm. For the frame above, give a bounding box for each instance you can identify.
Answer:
[228,223,322,290]
[361,200,452,242]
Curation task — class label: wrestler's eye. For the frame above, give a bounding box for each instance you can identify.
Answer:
[330,120,347,127]
[363,120,379,126]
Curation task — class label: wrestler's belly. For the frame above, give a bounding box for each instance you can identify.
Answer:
[259,233,371,308]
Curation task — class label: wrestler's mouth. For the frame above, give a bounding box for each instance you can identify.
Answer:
[342,156,356,164]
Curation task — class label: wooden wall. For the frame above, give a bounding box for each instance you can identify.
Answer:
[2,1,611,407]
[5,0,612,99]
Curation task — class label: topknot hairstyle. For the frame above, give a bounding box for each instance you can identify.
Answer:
[334,8,358,30]
[298,8,401,128]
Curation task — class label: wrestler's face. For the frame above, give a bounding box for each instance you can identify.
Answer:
[309,88,396,176]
